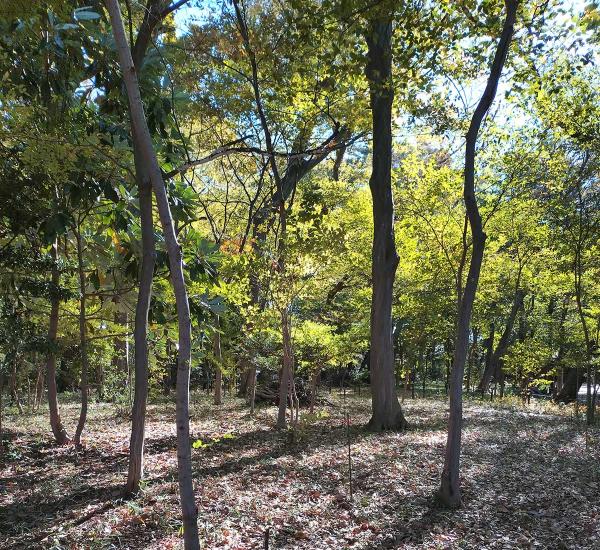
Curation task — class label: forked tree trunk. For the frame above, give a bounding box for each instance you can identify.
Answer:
[479,287,524,394]
[365,17,407,432]
[106,3,199,546]
[74,228,89,445]
[126,163,155,494]
[439,0,518,508]
[46,241,69,444]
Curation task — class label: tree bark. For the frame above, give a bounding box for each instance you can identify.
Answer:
[106,2,199,547]
[112,298,129,384]
[46,241,69,444]
[277,309,293,429]
[365,17,407,432]
[466,327,478,394]
[309,367,320,413]
[74,228,89,446]
[10,360,23,414]
[125,0,163,497]
[557,368,582,403]
[213,315,223,406]
[34,359,44,412]
[439,0,518,508]
[126,161,155,494]
[479,288,524,394]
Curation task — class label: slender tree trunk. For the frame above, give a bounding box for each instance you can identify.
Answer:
[46,241,69,444]
[125,0,161,496]
[126,165,155,494]
[439,0,518,508]
[10,360,24,414]
[365,17,407,432]
[309,367,320,413]
[213,315,223,406]
[277,309,293,429]
[480,323,495,397]
[112,297,129,386]
[249,366,257,414]
[106,3,199,545]
[0,371,3,446]
[34,360,44,412]
[575,255,594,425]
[466,327,478,394]
[422,348,427,398]
[74,228,89,445]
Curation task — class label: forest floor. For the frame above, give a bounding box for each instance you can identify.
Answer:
[1,391,599,549]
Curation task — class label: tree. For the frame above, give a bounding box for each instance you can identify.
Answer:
[365,13,407,431]
[439,0,519,508]
[105,1,200,547]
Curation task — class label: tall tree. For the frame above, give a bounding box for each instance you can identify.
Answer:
[365,15,407,431]
[105,1,200,547]
[439,0,519,507]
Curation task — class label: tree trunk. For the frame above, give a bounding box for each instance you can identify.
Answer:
[106,3,199,545]
[74,228,89,446]
[213,315,222,406]
[112,297,129,386]
[309,367,320,413]
[466,327,478,394]
[480,323,495,397]
[479,288,524,394]
[46,241,69,444]
[277,309,293,429]
[556,368,582,403]
[365,17,406,432]
[34,360,44,412]
[126,164,155,494]
[439,0,518,508]
[10,360,24,414]
[575,263,594,424]
[249,366,257,414]
[0,371,3,446]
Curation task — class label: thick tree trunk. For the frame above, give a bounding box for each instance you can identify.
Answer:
[365,17,407,432]
[556,368,581,403]
[46,242,69,444]
[439,0,518,508]
[106,3,199,545]
[74,228,89,445]
[126,164,155,494]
